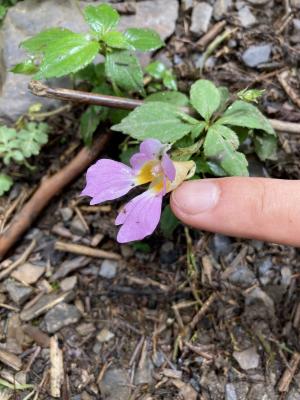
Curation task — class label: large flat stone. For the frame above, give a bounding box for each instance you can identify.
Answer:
[0,0,178,121]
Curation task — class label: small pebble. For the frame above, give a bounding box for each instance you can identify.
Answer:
[99,260,118,279]
[5,279,33,305]
[238,5,256,27]
[190,2,213,35]
[233,347,260,370]
[97,328,115,343]
[44,303,81,333]
[60,207,73,222]
[60,276,77,292]
[242,44,272,67]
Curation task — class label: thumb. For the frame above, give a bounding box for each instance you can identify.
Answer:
[170,177,300,247]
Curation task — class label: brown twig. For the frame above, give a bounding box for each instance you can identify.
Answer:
[0,132,111,260]
[55,240,121,260]
[277,70,300,109]
[195,21,226,50]
[29,81,300,135]
[278,352,300,392]
[29,80,144,110]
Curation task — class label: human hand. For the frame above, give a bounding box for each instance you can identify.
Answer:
[170,178,300,247]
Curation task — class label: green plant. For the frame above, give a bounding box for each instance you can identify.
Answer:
[11,4,277,231]
[0,122,49,195]
[0,0,20,23]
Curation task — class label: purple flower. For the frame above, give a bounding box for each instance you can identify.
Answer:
[82,138,195,243]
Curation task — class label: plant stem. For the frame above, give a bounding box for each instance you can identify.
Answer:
[28,80,300,134]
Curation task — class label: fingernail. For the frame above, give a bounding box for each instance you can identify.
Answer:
[172,181,220,215]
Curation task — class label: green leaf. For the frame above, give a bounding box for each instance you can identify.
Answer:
[162,70,177,91]
[217,86,230,111]
[80,105,108,146]
[109,108,130,124]
[75,63,106,85]
[0,174,13,196]
[18,122,49,157]
[204,124,249,176]
[190,79,221,121]
[35,32,100,79]
[21,28,74,53]
[160,205,180,239]
[0,5,7,22]
[84,4,119,38]
[124,28,164,52]
[172,141,202,161]
[145,91,189,106]
[191,122,206,140]
[217,100,275,136]
[102,31,131,49]
[120,145,139,165]
[253,132,277,161]
[112,102,193,143]
[145,61,166,79]
[105,50,144,94]
[0,123,48,165]
[10,59,38,74]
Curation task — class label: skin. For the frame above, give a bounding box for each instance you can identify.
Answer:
[170,178,300,247]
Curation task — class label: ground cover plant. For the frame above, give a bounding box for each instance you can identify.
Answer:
[11,3,277,242]
[2,1,300,399]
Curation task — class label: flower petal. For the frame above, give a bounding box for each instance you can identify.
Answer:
[140,139,164,159]
[130,153,150,171]
[116,190,163,243]
[81,159,135,205]
[162,153,176,181]
[130,139,165,171]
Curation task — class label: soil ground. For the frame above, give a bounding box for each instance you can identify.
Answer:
[1,0,300,399]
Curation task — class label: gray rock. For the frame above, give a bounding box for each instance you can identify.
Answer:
[5,279,33,305]
[210,234,232,258]
[227,265,256,288]
[0,0,178,121]
[225,384,238,400]
[60,276,77,292]
[190,2,213,35]
[182,0,194,10]
[246,287,275,315]
[213,0,232,20]
[70,217,88,236]
[11,262,45,285]
[99,368,131,400]
[238,5,257,27]
[258,257,273,285]
[233,346,260,370]
[99,260,118,279]
[44,303,80,333]
[134,354,154,385]
[160,241,178,264]
[293,19,300,31]
[242,44,272,67]
[60,207,73,222]
[291,0,300,8]
[97,328,115,343]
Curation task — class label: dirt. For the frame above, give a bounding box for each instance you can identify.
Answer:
[1,0,300,399]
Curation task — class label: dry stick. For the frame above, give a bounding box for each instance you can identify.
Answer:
[195,21,226,49]
[0,132,111,260]
[189,292,218,331]
[0,239,36,280]
[55,241,121,260]
[29,81,300,135]
[278,70,300,109]
[278,352,300,392]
